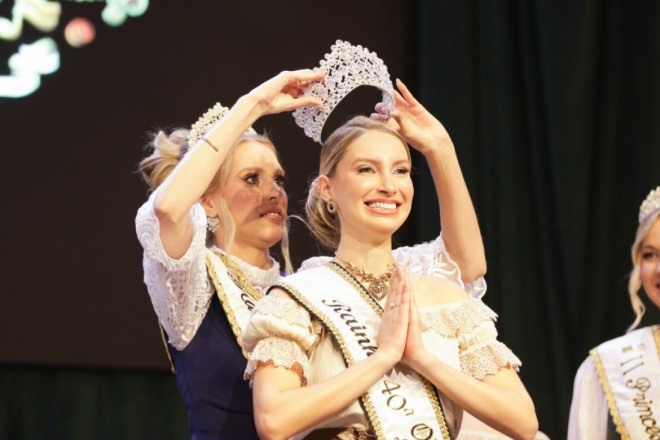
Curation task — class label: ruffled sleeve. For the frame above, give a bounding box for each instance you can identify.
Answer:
[392,234,487,299]
[243,295,319,386]
[420,299,521,380]
[135,193,213,351]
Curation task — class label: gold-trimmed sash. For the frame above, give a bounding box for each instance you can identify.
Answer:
[281,263,450,440]
[590,325,660,439]
[205,249,262,359]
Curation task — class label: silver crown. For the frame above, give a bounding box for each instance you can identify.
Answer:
[188,102,256,147]
[639,185,660,224]
[293,40,395,143]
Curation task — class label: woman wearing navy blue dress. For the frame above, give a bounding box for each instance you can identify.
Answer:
[135,70,323,439]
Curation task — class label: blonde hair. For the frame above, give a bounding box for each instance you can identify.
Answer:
[138,128,293,274]
[627,207,660,332]
[305,116,408,250]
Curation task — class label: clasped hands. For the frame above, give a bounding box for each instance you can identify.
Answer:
[378,265,430,371]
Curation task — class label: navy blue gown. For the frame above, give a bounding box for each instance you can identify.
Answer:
[168,294,259,439]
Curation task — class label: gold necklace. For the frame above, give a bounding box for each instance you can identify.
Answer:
[334,253,395,300]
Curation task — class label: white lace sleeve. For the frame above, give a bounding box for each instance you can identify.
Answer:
[422,299,521,379]
[135,193,213,351]
[455,300,521,379]
[393,234,487,299]
[567,357,609,440]
[243,295,318,386]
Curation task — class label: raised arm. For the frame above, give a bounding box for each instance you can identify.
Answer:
[152,70,324,258]
[249,268,410,440]
[379,79,486,282]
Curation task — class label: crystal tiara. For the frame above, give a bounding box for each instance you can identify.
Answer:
[639,185,660,224]
[187,102,256,147]
[293,40,395,143]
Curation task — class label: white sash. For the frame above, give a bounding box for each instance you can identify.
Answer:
[590,325,660,439]
[205,249,261,359]
[281,263,450,440]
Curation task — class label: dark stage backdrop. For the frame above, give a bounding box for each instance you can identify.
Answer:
[0,1,415,370]
[0,1,416,438]
[416,1,660,438]
[2,1,660,439]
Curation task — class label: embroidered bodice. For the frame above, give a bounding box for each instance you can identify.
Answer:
[135,193,281,350]
[244,297,519,386]
[242,237,517,439]
[300,234,487,299]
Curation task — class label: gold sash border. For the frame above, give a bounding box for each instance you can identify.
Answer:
[590,324,660,440]
[590,348,629,439]
[278,279,378,435]
[280,262,450,440]
[205,250,260,359]
[328,263,450,440]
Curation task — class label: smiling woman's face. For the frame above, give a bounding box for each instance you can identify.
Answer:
[640,217,660,307]
[325,129,413,242]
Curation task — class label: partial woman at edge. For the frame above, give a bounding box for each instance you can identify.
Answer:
[568,186,660,439]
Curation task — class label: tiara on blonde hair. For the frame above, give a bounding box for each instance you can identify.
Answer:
[187,102,256,147]
[292,40,395,143]
[640,186,660,224]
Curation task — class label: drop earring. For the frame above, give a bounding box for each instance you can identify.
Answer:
[206,215,220,233]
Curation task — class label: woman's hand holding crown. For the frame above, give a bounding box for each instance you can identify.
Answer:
[247,69,325,116]
[373,79,453,156]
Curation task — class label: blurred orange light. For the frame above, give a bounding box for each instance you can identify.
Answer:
[64,17,96,48]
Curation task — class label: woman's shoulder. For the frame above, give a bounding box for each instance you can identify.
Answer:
[415,281,497,338]
[243,289,318,357]
[414,274,468,308]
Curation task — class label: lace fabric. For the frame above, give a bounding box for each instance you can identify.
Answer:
[460,342,521,380]
[420,299,521,379]
[243,296,317,351]
[244,336,310,385]
[135,194,281,350]
[299,235,487,299]
[245,237,495,380]
[392,234,458,281]
[243,264,519,438]
[419,299,497,337]
[245,295,520,385]
[209,246,281,297]
[136,196,212,350]
[243,236,519,438]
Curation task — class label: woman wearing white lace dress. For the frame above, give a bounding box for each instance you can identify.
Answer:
[567,186,660,439]
[134,69,324,439]
[242,80,538,440]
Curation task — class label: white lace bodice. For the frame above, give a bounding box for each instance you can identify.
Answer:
[135,193,281,350]
[300,234,487,299]
[243,296,520,440]
[244,296,520,384]
[242,237,515,439]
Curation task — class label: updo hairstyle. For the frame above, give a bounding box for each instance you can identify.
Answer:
[138,128,293,273]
